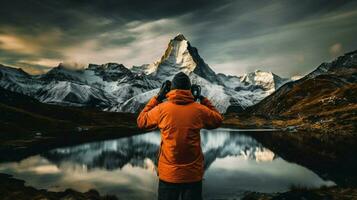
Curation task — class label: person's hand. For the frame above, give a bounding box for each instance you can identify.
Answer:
[157,80,171,102]
[191,84,204,101]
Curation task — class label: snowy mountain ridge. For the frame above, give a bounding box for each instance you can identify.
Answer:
[0,34,294,113]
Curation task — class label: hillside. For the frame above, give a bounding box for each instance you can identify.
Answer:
[225,50,357,134]
[0,87,139,161]
[0,87,138,134]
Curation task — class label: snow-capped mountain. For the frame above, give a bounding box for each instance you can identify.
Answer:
[0,62,161,109]
[0,64,42,96]
[108,34,293,112]
[146,34,220,84]
[0,34,293,113]
[240,70,289,91]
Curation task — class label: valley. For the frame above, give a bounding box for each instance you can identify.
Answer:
[0,35,356,200]
[225,50,357,136]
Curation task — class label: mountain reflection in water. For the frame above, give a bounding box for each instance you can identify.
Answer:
[0,128,334,200]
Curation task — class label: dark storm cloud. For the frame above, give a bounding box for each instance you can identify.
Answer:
[181,0,357,76]
[0,0,232,73]
[0,0,356,76]
[0,0,230,32]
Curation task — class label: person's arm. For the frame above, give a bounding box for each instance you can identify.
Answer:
[137,80,171,129]
[137,96,161,129]
[200,97,223,129]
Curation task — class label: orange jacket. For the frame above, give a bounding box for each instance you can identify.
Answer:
[137,89,223,183]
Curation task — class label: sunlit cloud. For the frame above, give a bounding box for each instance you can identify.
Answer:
[329,43,343,58]
[62,18,182,67]
[0,34,39,54]
[19,58,62,67]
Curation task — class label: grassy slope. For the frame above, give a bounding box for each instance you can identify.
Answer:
[225,49,357,134]
[224,75,357,134]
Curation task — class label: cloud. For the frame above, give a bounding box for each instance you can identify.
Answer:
[60,18,185,67]
[19,58,62,68]
[0,34,39,54]
[193,2,357,76]
[329,43,343,58]
[0,0,356,76]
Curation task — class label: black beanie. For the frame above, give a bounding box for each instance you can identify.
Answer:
[171,72,191,90]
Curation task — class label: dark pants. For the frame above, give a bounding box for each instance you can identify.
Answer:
[158,180,203,200]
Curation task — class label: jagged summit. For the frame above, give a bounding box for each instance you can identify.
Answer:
[173,34,187,41]
[146,34,220,83]
[88,63,129,72]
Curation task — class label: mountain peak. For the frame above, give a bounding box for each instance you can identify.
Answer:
[241,70,287,91]
[253,69,273,75]
[173,34,187,41]
[307,49,357,79]
[57,62,84,71]
[145,34,219,83]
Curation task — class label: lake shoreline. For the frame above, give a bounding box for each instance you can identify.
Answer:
[1,122,356,199]
[0,126,144,162]
[242,186,357,200]
[0,124,143,200]
[224,126,357,186]
[0,173,119,200]
[223,124,357,200]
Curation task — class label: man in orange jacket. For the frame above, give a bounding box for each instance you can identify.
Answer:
[137,72,223,200]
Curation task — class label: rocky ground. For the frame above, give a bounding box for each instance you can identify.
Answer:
[0,173,118,200]
[242,186,357,200]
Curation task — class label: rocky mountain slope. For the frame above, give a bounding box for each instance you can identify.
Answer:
[231,50,357,133]
[0,34,292,113]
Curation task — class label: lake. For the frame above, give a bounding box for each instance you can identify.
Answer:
[0,128,335,200]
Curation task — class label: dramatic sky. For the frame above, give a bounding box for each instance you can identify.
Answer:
[0,0,356,77]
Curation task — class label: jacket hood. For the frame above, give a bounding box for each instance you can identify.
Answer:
[166,89,195,105]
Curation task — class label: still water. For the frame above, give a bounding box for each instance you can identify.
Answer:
[0,128,334,199]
